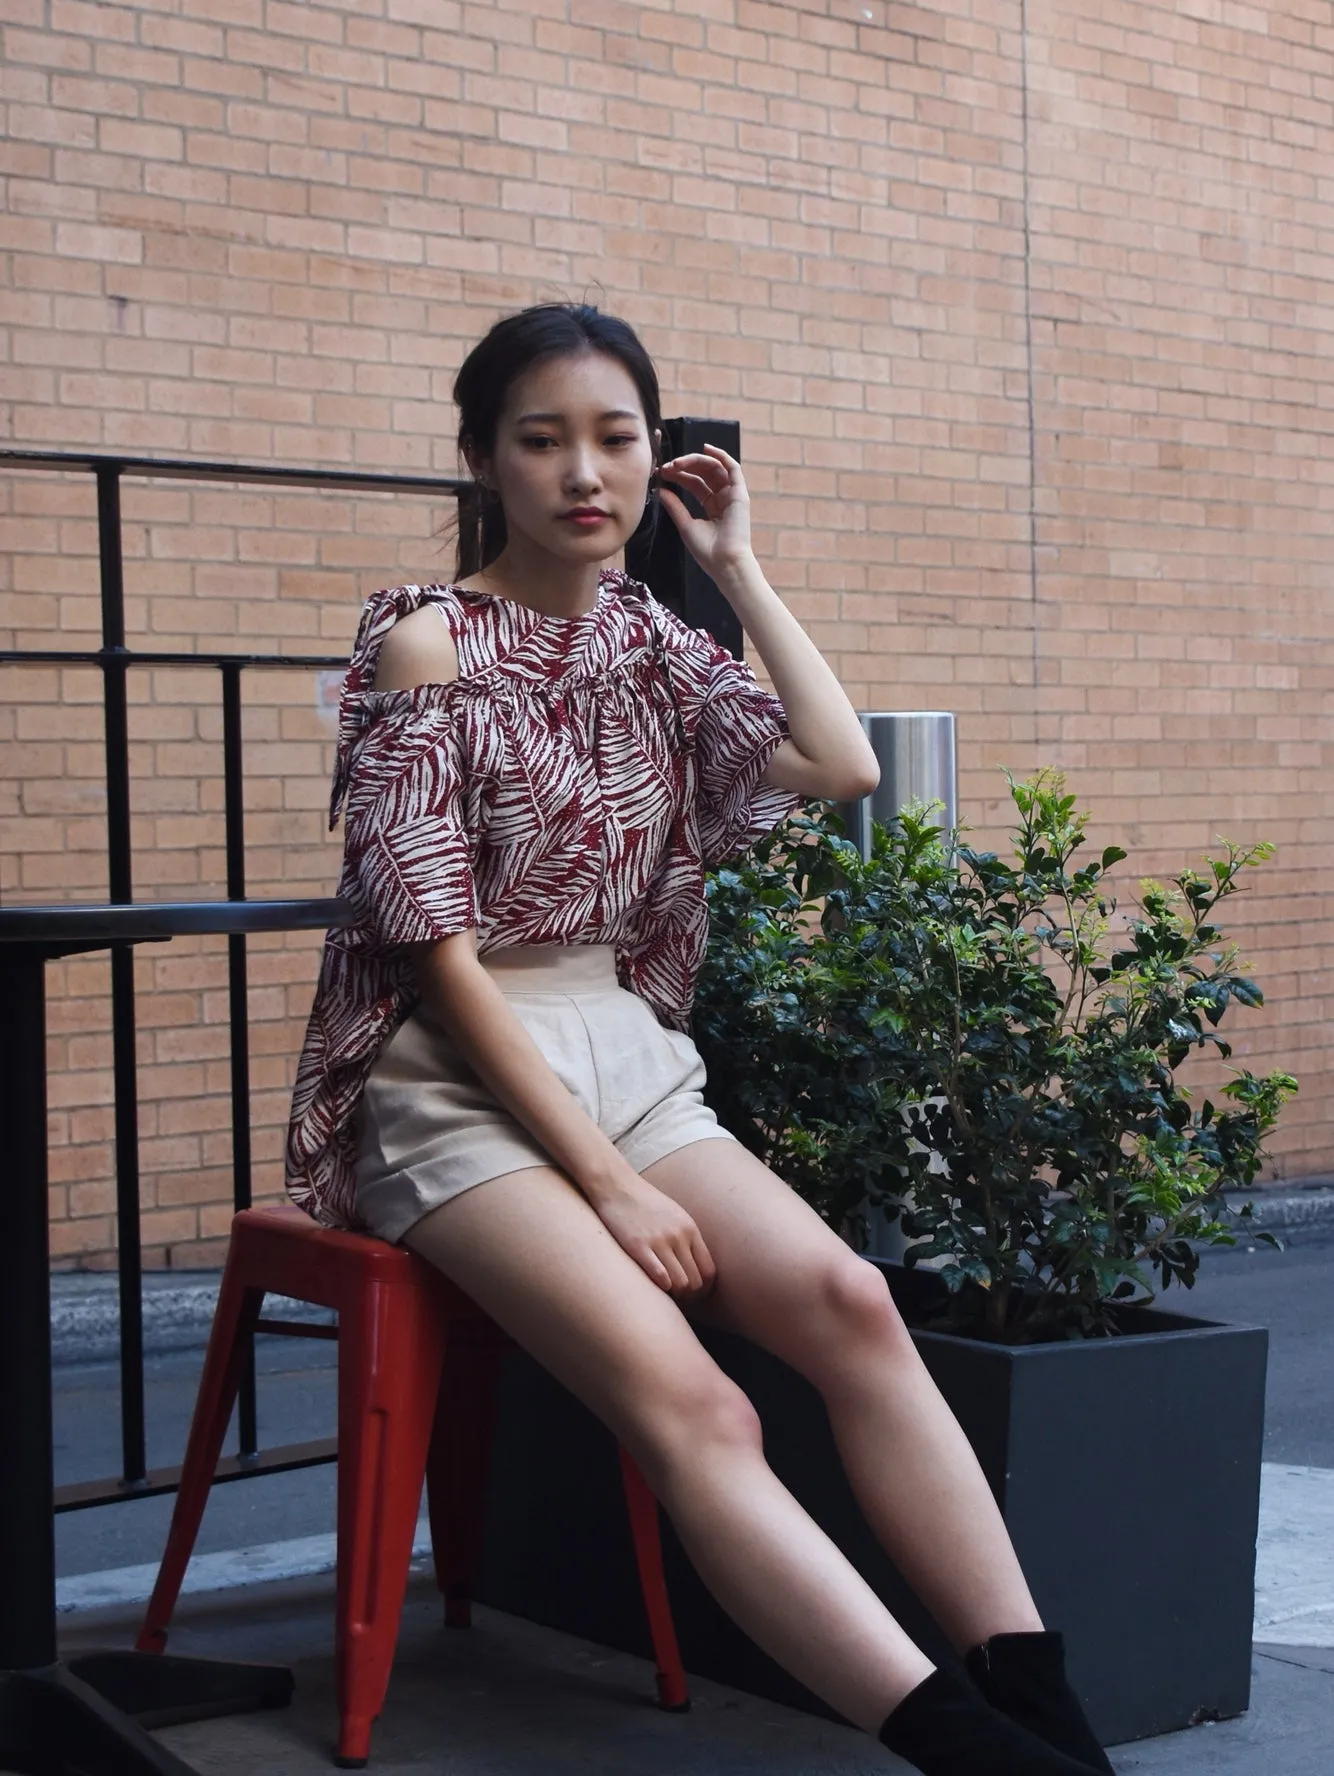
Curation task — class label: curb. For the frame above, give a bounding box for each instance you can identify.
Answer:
[49,1271,332,1368]
[56,1519,433,1616]
[1226,1184,1334,1242]
[50,1186,1334,1366]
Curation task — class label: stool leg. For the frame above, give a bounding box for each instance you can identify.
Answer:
[618,1446,690,1712]
[425,1323,504,1630]
[137,1267,262,1654]
[333,1280,445,1769]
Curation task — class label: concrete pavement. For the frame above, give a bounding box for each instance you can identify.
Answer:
[41,1219,1334,1771]
[50,1573,1333,1774]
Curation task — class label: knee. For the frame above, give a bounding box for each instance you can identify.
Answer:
[633,1365,763,1488]
[806,1255,915,1372]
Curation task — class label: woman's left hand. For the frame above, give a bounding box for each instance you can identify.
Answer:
[658,444,753,580]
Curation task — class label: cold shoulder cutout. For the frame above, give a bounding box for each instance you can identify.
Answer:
[288,568,799,1229]
[370,602,460,696]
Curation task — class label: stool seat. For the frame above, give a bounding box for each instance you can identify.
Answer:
[136,1205,688,1766]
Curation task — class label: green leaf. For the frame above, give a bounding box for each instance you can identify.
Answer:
[696,785,1291,1343]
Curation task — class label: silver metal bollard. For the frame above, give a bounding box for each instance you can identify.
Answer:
[836,710,957,862]
[836,713,959,1260]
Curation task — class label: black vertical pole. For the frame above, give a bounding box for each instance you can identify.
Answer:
[0,949,59,1667]
[626,417,743,658]
[97,465,147,1489]
[221,663,257,1459]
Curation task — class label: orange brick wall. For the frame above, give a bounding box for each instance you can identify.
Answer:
[2,0,1331,1265]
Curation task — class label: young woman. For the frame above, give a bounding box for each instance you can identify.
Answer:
[288,304,1116,1776]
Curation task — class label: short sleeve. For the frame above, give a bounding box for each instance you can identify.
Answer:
[339,691,479,947]
[694,645,802,865]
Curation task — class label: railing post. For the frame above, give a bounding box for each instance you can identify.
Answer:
[221,661,252,1218]
[0,948,59,1665]
[96,463,148,1489]
[221,661,258,1460]
[96,463,131,902]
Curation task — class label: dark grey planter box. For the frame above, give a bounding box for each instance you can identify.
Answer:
[475,1260,1268,1747]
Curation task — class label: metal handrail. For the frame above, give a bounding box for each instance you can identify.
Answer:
[0,899,353,946]
[0,649,347,667]
[1,449,465,1504]
[0,445,466,496]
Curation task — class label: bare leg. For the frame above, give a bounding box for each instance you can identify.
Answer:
[643,1140,1045,1653]
[405,1164,932,1734]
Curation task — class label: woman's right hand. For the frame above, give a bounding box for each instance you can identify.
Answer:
[413,941,716,1300]
[593,1170,717,1300]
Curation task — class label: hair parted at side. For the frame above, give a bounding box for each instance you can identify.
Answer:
[451,303,664,579]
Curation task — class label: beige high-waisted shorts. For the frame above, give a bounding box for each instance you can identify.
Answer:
[354,943,737,1243]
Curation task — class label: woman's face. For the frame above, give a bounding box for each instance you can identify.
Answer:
[474,350,657,567]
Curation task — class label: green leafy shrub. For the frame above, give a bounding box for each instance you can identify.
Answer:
[695,771,1296,1342]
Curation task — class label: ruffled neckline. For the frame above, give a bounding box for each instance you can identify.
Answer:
[330,570,650,827]
[451,571,612,628]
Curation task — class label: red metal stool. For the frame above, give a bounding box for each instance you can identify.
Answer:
[136,1206,688,1767]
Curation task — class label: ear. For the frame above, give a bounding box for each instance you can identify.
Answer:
[461,439,489,484]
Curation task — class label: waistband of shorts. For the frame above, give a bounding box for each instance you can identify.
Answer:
[478,943,620,994]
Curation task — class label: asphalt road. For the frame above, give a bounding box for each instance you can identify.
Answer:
[55,1335,339,1580]
[1163,1234,1334,1469]
[53,1235,1334,1581]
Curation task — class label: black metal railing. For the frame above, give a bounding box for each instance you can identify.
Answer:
[0,426,737,1517]
[1,448,465,1510]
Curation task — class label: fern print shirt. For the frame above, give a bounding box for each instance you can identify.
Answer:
[286,568,800,1228]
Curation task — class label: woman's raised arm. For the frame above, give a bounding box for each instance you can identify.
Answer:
[659,445,879,804]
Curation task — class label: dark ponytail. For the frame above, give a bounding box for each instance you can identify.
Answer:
[452,304,664,580]
[453,481,508,582]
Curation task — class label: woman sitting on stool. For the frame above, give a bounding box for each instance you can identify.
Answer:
[287,302,1116,1776]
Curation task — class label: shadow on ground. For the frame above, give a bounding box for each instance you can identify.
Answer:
[41,1570,1333,1776]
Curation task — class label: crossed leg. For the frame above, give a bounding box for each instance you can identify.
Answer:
[404,1161,934,1735]
[641,1138,1044,1653]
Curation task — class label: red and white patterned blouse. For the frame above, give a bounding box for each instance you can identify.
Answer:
[286,568,799,1229]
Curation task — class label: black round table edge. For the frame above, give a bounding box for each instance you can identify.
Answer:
[0,898,353,946]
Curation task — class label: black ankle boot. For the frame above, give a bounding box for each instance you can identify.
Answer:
[878,1667,1109,1774]
[965,1632,1114,1774]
